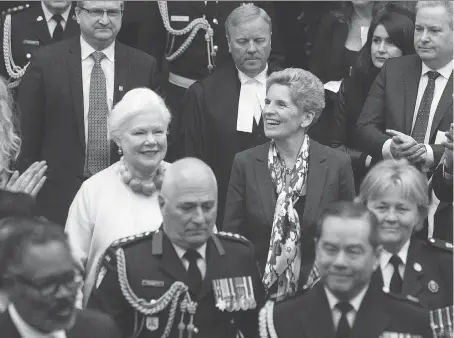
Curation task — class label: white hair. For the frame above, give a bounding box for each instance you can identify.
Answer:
[108,88,171,142]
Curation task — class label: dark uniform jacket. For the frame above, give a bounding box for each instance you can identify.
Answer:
[178,61,276,228]
[0,3,80,84]
[0,308,121,338]
[16,36,160,225]
[88,230,265,338]
[271,280,432,338]
[373,238,453,311]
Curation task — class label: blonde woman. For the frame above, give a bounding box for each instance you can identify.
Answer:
[0,76,46,195]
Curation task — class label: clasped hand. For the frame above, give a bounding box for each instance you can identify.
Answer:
[387,129,426,164]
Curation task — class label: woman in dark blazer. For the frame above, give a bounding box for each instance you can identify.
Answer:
[223,68,355,301]
[331,5,415,190]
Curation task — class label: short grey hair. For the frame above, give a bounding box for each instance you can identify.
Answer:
[108,88,171,143]
[76,1,125,11]
[266,68,325,126]
[225,3,272,39]
[357,159,429,229]
[416,1,453,29]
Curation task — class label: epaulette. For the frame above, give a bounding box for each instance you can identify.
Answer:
[381,286,423,307]
[426,238,453,253]
[109,231,154,251]
[217,231,251,245]
[1,4,29,17]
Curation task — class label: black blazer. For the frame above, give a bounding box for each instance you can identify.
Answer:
[222,140,355,275]
[373,238,453,310]
[272,281,432,338]
[89,230,265,338]
[17,37,160,225]
[0,308,121,338]
[178,62,277,228]
[0,3,80,80]
[309,12,349,83]
[356,54,453,165]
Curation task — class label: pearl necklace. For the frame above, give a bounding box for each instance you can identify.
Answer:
[117,158,165,196]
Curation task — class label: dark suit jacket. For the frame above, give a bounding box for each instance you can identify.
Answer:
[17,37,160,225]
[356,54,453,166]
[0,3,80,80]
[222,140,355,276]
[273,281,432,338]
[431,164,453,242]
[373,238,453,310]
[178,62,275,228]
[0,308,121,338]
[88,230,265,338]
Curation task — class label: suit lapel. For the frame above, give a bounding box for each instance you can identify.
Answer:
[113,42,129,105]
[254,143,276,227]
[0,311,21,338]
[158,234,188,283]
[430,72,453,139]
[351,284,390,338]
[67,38,85,150]
[402,240,423,298]
[404,58,422,135]
[304,284,336,338]
[63,7,79,39]
[302,141,327,230]
[29,6,52,45]
[198,237,224,300]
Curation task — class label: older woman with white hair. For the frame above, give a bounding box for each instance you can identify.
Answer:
[223,68,355,301]
[65,87,170,307]
[357,159,452,312]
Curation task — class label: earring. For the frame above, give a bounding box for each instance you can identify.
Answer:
[117,147,123,155]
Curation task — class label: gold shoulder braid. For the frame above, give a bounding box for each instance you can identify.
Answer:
[157,1,216,73]
[3,8,30,88]
[258,300,278,338]
[116,248,198,338]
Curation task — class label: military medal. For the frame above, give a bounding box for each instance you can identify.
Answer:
[146,316,159,331]
[212,276,257,312]
[430,305,454,337]
[428,280,439,293]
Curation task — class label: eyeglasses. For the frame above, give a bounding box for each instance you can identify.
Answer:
[79,7,123,18]
[14,268,83,298]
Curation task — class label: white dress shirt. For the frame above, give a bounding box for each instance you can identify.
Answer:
[172,242,207,279]
[324,285,368,329]
[9,304,66,338]
[236,65,268,133]
[379,239,410,289]
[382,60,454,169]
[41,2,70,36]
[80,36,115,150]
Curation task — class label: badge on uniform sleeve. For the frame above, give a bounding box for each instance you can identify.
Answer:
[212,276,256,312]
[428,280,439,293]
[146,316,159,331]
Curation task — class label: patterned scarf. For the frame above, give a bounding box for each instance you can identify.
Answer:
[262,135,317,300]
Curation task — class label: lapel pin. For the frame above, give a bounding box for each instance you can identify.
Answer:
[413,262,422,272]
[428,280,439,293]
[72,14,76,20]
[37,15,43,22]
[119,86,123,92]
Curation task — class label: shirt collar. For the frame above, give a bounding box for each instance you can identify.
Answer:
[41,2,71,23]
[172,242,207,262]
[380,238,411,271]
[9,303,66,338]
[421,59,453,80]
[324,283,369,313]
[237,63,268,85]
[80,36,115,62]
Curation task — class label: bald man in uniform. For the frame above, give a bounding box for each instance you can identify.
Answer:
[88,158,264,338]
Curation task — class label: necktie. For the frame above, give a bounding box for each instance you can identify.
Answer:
[86,51,109,176]
[336,302,353,338]
[52,14,64,42]
[389,254,403,294]
[184,249,202,295]
[411,71,440,143]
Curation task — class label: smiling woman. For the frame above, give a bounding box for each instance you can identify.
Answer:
[65,88,170,308]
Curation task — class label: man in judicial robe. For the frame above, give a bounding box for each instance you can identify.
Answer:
[178,4,277,228]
